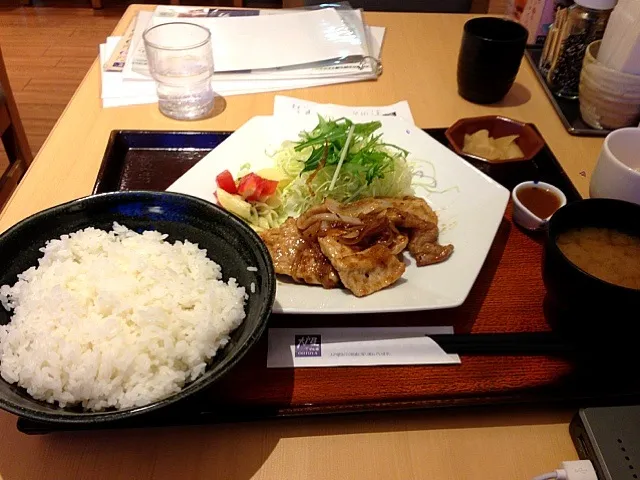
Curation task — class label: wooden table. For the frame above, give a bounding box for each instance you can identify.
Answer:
[0,5,603,479]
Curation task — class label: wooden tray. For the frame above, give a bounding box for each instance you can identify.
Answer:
[18,127,640,434]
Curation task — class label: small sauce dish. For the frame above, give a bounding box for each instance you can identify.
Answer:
[512,181,567,231]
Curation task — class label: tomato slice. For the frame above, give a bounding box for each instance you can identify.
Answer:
[216,170,238,194]
[257,177,278,200]
[237,173,278,202]
[237,173,262,201]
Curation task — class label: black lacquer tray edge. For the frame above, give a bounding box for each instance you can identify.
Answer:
[18,389,640,435]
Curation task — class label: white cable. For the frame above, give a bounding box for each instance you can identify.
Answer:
[532,473,557,480]
[532,460,597,480]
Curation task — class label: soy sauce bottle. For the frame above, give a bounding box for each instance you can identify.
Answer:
[546,0,616,99]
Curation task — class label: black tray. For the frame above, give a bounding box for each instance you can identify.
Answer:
[91,128,580,196]
[18,127,618,436]
[92,130,232,193]
[525,46,610,137]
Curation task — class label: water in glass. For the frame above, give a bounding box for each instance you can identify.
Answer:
[143,23,215,121]
[155,56,214,120]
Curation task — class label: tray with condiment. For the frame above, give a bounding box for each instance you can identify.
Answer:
[15,125,640,435]
[526,46,611,137]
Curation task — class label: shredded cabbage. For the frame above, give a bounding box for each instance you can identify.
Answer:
[235,116,441,231]
[271,117,415,218]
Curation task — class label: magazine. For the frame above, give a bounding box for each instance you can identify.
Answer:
[103,15,137,72]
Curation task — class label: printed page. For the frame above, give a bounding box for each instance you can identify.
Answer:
[121,10,154,81]
[273,96,414,123]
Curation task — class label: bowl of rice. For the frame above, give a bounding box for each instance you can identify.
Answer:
[0,191,275,424]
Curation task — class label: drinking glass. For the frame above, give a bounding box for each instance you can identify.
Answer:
[143,23,215,120]
[457,17,528,104]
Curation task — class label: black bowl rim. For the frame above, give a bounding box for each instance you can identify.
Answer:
[0,190,276,423]
[463,17,529,44]
[546,197,640,294]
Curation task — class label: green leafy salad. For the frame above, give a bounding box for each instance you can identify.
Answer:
[215,116,416,232]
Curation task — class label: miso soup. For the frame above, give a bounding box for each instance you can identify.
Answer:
[556,227,640,290]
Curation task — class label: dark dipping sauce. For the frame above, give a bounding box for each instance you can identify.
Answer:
[516,185,562,219]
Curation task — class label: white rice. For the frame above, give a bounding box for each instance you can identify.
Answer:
[0,222,246,411]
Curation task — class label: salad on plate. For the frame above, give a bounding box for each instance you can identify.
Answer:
[213,116,454,297]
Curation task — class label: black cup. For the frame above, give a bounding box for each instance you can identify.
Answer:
[457,17,528,104]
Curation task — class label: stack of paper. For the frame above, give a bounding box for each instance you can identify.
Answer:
[100,5,386,109]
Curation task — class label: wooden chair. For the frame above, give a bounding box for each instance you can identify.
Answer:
[0,46,33,211]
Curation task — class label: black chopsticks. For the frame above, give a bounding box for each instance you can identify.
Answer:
[429,332,572,356]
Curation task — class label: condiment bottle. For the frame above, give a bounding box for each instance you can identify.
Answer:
[545,0,617,99]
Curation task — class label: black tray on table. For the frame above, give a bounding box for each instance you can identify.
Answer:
[17,126,639,435]
[525,46,611,137]
[90,127,579,195]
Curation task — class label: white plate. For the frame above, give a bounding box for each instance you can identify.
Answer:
[168,115,509,314]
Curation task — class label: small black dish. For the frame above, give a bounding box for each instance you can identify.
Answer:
[542,198,640,335]
[0,191,275,424]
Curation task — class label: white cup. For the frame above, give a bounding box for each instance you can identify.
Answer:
[589,127,640,205]
[512,181,567,231]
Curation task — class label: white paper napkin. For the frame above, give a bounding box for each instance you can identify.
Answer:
[267,327,460,368]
